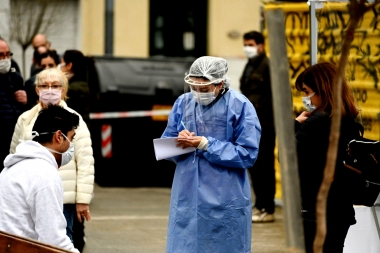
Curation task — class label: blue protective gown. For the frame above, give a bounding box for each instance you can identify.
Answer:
[161,88,261,253]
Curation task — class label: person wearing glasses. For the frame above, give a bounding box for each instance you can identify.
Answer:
[161,56,261,253]
[25,49,61,110]
[0,37,27,171]
[9,68,94,247]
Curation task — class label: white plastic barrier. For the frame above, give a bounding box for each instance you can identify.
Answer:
[344,194,380,253]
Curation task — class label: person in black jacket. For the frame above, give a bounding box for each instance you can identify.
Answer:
[0,38,27,171]
[10,59,21,74]
[294,62,360,253]
[240,30,276,223]
[59,50,93,126]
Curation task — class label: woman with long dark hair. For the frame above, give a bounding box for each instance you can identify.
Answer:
[59,50,95,125]
[294,62,361,252]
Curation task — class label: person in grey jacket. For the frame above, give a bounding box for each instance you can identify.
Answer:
[0,104,79,252]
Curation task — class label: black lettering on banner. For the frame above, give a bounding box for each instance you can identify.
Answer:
[352,88,368,103]
[281,3,380,91]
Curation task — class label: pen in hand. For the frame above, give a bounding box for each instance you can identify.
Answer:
[181,121,187,130]
[179,121,194,139]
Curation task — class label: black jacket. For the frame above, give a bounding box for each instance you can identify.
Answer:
[67,76,91,124]
[239,53,274,127]
[0,70,25,130]
[295,111,360,224]
[0,69,25,167]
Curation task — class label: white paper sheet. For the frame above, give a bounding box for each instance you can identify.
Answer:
[153,137,196,161]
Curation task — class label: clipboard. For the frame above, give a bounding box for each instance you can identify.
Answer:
[153,137,196,161]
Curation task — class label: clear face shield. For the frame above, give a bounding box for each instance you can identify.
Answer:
[181,75,221,137]
[180,56,229,137]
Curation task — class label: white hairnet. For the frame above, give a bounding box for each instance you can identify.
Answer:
[184,56,231,88]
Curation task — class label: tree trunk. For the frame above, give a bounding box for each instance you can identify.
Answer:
[21,45,26,80]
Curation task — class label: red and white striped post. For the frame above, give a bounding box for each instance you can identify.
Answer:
[101,124,112,158]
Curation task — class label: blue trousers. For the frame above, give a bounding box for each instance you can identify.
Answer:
[63,204,76,242]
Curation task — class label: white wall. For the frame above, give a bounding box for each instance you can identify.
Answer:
[4,0,250,92]
[8,0,80,80]
[0,0,10,41]
[224,57,247,92]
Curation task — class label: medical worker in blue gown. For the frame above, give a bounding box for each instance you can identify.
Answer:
[161,56,261,253]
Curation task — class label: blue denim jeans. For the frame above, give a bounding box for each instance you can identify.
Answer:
[63,204,76,242]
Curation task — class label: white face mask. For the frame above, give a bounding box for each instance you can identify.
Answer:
[302,92,317,112]
[46,132,74,167]
[0,58,11,74]
[39,88,62,105]
[191,87,216,106]
[243,46,258,59]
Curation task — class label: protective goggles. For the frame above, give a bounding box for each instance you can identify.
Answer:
[184,74,222,86]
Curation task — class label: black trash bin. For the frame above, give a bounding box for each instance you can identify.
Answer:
[90,56,194,187]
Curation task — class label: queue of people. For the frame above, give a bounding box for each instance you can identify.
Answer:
[10,67,94,246]
[0,30,364,253]
[0,35,95,253]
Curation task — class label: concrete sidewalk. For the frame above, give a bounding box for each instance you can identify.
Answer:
[82,183,286,253]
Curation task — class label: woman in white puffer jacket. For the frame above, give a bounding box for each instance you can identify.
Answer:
[9,68,94,243]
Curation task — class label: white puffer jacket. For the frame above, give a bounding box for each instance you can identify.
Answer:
[10,101,94,205]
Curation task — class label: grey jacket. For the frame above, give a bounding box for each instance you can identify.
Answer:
[0,140,79,252]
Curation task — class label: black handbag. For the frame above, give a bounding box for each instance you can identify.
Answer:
[343,123,380,207]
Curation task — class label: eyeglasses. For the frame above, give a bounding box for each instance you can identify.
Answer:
[0,52,13,60]
[37,84,63,90]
